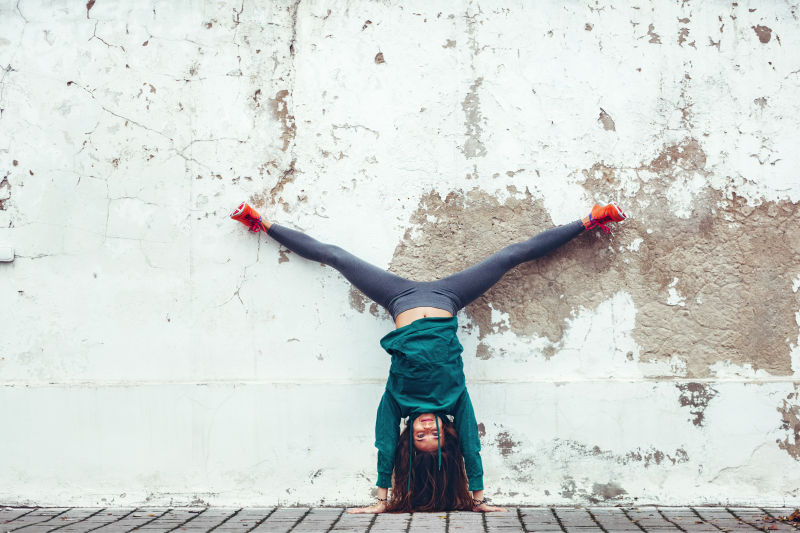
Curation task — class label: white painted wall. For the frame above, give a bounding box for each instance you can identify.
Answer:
[1,1,799,506]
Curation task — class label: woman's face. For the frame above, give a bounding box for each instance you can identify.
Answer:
[412,413,445,452]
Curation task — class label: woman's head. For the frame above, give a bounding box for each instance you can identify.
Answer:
[411,413,445,453]
[387,414,472,513]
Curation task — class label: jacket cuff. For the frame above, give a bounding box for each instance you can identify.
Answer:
[376,472,392,488]
[468,476,484,492]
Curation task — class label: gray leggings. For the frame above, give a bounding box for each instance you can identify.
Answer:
[267,220,585,321]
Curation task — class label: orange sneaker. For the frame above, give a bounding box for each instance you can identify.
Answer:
[584,202,627,233]
[230,202,268,233]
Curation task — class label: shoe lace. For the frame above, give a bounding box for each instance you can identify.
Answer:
[586,214,612,233]
[242,213,266,233]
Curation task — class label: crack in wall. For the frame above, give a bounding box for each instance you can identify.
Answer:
[247,2,301,216]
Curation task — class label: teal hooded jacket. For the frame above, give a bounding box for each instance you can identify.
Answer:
[374,316,484,490]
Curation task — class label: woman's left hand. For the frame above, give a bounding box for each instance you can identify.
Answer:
[347,501,387,514]
[472,502,506,512]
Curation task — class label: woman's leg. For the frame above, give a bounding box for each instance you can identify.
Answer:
[430,220,585,310]
[267,224,415,311]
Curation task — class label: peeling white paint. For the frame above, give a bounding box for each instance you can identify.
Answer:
[627,238,644,252]
[666,278,686,307]
[707,361,777,380]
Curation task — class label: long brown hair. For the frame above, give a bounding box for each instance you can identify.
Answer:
[386,416,473,512]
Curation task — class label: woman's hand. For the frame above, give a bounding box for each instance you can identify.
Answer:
[472,502,507,512]
[347,501,386,514]
[471,490,505,512]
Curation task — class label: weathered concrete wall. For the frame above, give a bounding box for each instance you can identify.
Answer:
[1,0,799,506]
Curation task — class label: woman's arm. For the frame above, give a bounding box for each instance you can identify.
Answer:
[453,392,506,512]
[348,391,400,514]
[374,391,400,488]
[452,390,484,491]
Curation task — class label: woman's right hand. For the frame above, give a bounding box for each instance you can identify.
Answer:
[347,501,386,514]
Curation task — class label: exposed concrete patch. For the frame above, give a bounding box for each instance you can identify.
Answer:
[560,478,577,499]
[386,138,799,376]
[461,78,486,158]
[591,482,627,501]
[582,138,800,377]
[270,90,296,152]
[676,382,718,427]
[0,173,10,210]
[347,288,384,318]
[560,478,627,504]
[496,431,519,457]
[752,25,772,43]
[598,108,616,131]
[249,159,297,212]
[349,289,367,313]
[647,23,661,44]
[554,439,689,468]
[645,137,706,173]
[777,387,800,460]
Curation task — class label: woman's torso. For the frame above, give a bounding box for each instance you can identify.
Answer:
[394,306,453,329]
[381,314,465,417]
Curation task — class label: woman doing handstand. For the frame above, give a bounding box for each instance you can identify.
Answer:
[230,201,626,513]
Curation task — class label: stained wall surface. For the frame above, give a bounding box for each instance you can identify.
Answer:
[1,0,799,506]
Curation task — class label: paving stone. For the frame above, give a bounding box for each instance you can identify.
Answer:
[88,512,170,533]
[1,510,39,525]
[590,520,641,531]
[11,509,108,533]
[407,512,447,533]
[518,509,563,532]
[327,512,372,533]
[370,512,409,532]
[4,510,72,531]
[292,508,342,532]
[56,516,139,533]
[449,511,485,532]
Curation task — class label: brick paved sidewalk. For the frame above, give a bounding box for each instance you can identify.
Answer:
[2,506,799,533]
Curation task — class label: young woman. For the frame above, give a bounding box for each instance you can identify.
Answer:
[231,201,626,513]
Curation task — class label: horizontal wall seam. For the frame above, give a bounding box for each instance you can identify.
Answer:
[2,377,800,387]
